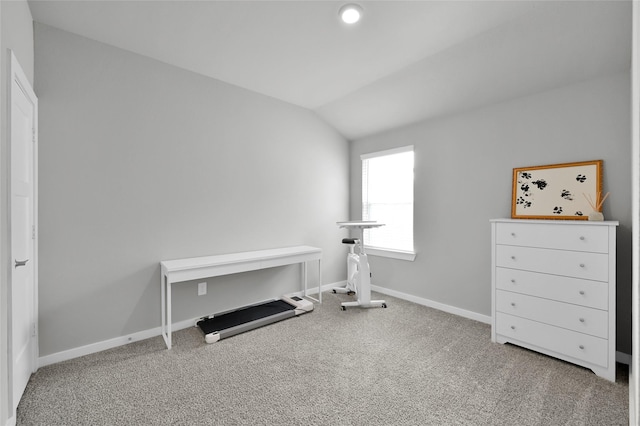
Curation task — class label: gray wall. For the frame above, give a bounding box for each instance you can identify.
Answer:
[1,0,34,421]
[35,23,349,357]
[349,72,633,354]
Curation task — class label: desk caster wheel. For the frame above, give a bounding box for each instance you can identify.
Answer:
[341,306,346,311]
[382,303,387,308]
[347,291,355,296]
[332,289,337,294]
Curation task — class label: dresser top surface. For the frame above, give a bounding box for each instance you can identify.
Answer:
[490,218,619,226]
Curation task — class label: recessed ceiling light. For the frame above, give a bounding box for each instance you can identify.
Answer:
[339,4,363,25]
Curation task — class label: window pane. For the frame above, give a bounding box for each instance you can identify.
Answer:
[365,153,413,203]
[362,148,413,252]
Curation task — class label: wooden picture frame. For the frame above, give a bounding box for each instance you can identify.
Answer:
[511,160,603,220]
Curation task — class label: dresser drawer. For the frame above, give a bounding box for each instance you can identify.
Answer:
[496,222,609,253]
[496,290,608,338]
[496,245,608,282]
[495,268,608,310]
[495,312,608,367]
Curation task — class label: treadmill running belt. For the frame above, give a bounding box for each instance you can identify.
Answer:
[197,299,295,335]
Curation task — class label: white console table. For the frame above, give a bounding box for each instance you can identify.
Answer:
[160,245,322,349]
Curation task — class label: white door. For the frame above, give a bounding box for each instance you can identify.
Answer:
[9,51,38,412]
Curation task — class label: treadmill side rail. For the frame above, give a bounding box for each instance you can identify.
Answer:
[198,294,312,344]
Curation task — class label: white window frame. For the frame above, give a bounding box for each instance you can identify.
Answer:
[361,146,416,261]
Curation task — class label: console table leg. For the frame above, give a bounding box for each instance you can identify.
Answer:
[303,261,308,298]
[303,260,322,304]
[166,281,172,349]
[318,258,322,303]
[161,274,169,349]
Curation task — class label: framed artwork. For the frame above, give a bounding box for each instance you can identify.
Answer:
[511,160,603,220]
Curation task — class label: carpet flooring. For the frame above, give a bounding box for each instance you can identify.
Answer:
[17,291,629,425]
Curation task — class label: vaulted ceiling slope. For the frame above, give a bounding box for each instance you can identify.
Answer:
[28,1,631,140]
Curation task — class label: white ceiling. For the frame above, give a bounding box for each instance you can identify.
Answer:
[28,0,631,140]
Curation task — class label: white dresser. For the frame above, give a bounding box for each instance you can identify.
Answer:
[490,219,618,381]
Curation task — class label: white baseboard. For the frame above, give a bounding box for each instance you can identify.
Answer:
[40,326,155,368]
[38,317,200,368]
[38,281,631,369]
[5,416,16,426]
[308,280,347,295]
[38,281,346,368]
[369,286,636,367]
[371,285,492,324]
[371,285,633,365]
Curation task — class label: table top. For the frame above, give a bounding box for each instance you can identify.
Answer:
[337,221,385,229]
[161,245,322,272]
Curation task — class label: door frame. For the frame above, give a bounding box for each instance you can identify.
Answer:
[632,2,639,425]
[6,48,38,421]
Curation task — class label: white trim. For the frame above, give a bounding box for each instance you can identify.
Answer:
[371,284,492,324]
[308,280,346,295]
[366,247,416,261]
[37,280,630,377]
[360,145,413,160]
[371,284,632,366]
[632,1,640,423]
[38,325,170,368]
[38,281,346,367]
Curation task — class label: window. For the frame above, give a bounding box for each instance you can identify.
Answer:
[361,146,415,261]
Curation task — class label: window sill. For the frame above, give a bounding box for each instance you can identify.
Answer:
[364,247,416,261]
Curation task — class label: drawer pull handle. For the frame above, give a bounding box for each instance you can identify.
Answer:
[510,326,516,330]
[579,318,585,323]
[579,236,585,241]
[510,302,516,307]
[510,279,516,283]
[511,256,516,260]
[579,290,585,295]
[511,233,516,237]
[579,263,585,268]
[579,345,585,350]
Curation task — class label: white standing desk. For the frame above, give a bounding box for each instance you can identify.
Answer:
[160,245,322,349]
